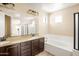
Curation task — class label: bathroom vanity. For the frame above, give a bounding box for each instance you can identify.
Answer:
[0,10,44,56]
[0,35,44,56]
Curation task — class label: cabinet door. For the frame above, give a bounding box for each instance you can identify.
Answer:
[6,44,20,56]
[39,38,44,52]
[21,41,31,56]
[32,39,39,56]
[0,47,8,56]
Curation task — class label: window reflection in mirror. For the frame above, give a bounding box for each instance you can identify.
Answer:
[28,20,36,35]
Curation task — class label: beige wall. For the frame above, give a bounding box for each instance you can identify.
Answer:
[48,4,79,36]
[38,12,48,35]
[12,4,48,35]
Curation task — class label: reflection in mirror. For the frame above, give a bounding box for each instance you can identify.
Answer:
[28,20,36,34]
[11,18,21,36]
[20,18,37,36]
[0,11,38,37]
[11,16,37,36]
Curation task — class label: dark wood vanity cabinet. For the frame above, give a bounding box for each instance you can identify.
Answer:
[32,39,39,56]
[0,37,44,56]
[20,41,31,56]
[6,44,20,56]
[32,38,44,56]
[5,41,32,56]
[39,38,44,52]
[0,47,8,56]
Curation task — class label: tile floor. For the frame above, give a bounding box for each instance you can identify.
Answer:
[36,51,53,56]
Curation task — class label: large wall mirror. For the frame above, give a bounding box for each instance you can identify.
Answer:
[11,17,38,36]
[0,11,38,37]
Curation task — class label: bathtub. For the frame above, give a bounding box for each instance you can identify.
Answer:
[45,34,73,56]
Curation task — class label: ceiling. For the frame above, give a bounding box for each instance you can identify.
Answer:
[0,3,78,19]
[23,3,78,12]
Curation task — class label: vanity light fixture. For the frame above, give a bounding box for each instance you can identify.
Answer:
[27,9,39,16]
[0,3,15,9]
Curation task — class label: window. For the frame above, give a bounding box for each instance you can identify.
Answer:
[54,15,62,24]
[43,15,48,24]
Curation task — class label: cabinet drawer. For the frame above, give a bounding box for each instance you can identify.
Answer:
[39,48,44,52]
[21,45,31,50]
[32,50,39,56]
[40,43,44,46]
[21,52,31,56]
[32,39,39,43]
[32,48,38,52]
[21,49,31,56]
[21,50,31,54]
[32,46,38,50]
[39,45,44,49]
[21,48,31,53]
[39,38,44,42]
[21,41,31,47]
[32,40,39,48]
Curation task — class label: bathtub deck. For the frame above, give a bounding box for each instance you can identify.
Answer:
[45,34,73,56]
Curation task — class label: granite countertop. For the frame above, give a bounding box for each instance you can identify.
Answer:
[0,35,44,47]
